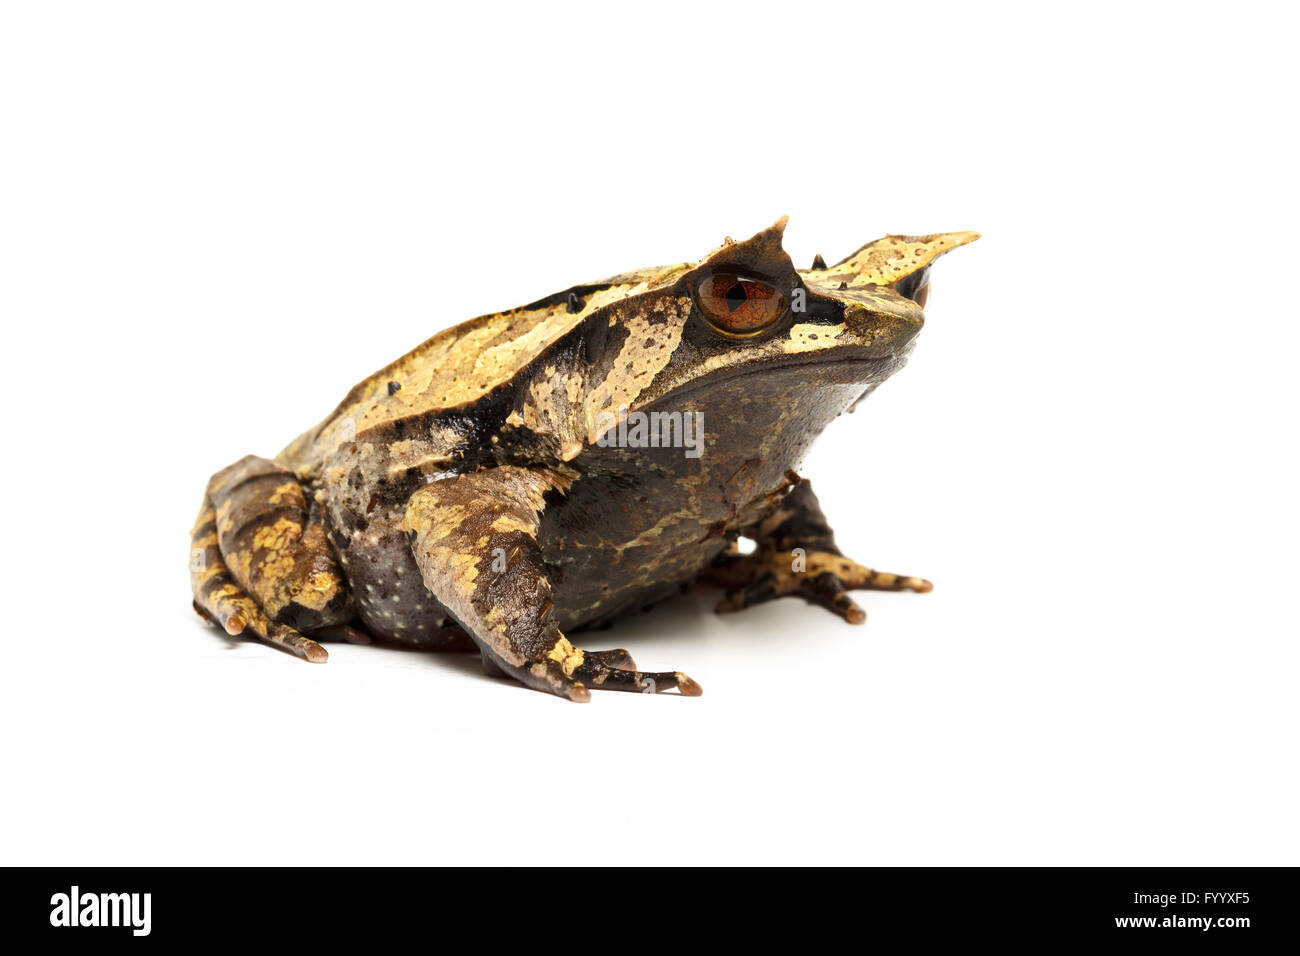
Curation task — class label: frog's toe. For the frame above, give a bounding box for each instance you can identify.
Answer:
[232,613,330,662]
[572,656,702,696]
[873,572,932,593]
[585,647,636,670]
[789,554,931,596]
[801,572,867,625]
[831,557,932,594]
[523,659,592,703]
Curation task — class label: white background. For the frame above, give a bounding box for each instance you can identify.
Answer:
[2,1,1296,865]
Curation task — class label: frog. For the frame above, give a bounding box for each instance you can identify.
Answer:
[189,217,978,701]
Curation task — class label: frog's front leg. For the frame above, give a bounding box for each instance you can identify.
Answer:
[702,479,932,625]
[403,467,702,702]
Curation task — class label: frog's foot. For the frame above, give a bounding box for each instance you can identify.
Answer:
[705,547,930,625]
[530,646,701,698]
[190,455,357,662]
[702,477,930,625]
[406,466,702,702]
[190,578,330,662]
[480,644,697,696]
[572,652,702,696]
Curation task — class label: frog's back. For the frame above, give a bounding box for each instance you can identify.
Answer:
[278,263,691,472]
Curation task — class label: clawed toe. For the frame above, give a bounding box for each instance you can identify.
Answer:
[573,657,702,696]
[804,572,867,625]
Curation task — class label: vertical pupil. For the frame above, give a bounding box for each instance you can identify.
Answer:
[723,282,748,311]
[698,274,784,335]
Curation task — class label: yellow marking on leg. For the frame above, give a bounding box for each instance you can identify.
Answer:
[267,482,300,505]
[251,516,302,553]
[546,636,585,677]
[490,514,535,535]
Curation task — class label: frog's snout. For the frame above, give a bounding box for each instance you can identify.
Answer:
[839,301,925,360]
[806,229,979,358]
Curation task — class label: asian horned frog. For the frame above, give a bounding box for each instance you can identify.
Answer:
[189,217,978,701]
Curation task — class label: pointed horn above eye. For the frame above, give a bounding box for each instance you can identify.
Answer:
[822,231,980,286]
[698,215,794,274]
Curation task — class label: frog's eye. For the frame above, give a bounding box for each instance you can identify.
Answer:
[696,274,785,337]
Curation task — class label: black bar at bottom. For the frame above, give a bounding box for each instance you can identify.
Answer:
[7,866,1293,945]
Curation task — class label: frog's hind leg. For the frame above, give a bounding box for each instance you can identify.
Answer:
[189,455,356,661]
[190,496,330,661]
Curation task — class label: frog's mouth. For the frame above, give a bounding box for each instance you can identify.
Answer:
[659,348,908,407]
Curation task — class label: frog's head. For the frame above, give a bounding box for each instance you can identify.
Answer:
[668,216,977,394]
[529,217,977,472]
[582,217,978,424]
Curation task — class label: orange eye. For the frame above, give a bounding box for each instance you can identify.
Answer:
[696,274,785,336]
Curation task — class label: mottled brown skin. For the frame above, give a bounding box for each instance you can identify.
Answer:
[189,217,978,701]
